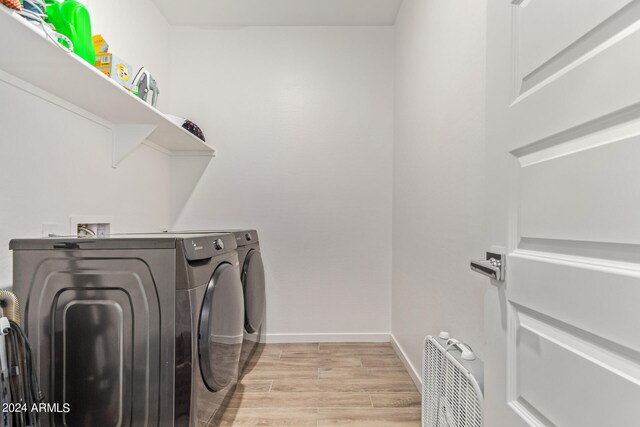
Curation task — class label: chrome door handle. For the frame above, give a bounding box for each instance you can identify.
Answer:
[470,252,505,281]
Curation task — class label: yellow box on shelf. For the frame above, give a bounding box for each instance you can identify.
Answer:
[94,52,134,90]
[92,34,134,90]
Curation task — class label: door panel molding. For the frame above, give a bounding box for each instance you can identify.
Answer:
[511,102,640,166]
[514,1,640,102]
[507,304,640,426]
[511,0,639,103]
[516,133,640,244]
[519,238,640,264]
[508,252,640,350]
[502,1,640,148]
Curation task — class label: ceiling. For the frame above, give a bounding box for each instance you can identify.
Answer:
[152,0,403,26]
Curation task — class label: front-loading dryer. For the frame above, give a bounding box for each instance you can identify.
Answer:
[174,233,244,427]
[11,232,244,427]
[173,230,266,375]
[231,230,266,375]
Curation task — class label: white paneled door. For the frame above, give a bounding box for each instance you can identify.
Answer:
[484,1,640,426]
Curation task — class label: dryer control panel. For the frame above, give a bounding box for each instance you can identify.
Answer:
[183,234,237,261]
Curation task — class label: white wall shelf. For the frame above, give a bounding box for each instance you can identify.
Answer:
[0,7,215,166]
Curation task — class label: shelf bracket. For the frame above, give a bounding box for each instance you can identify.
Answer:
[112,124,157,167]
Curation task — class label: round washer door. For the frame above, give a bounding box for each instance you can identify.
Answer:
[242,249,266,334]
[199,262,244,392]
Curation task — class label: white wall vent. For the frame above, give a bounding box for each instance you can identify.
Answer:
[423,332,484,427]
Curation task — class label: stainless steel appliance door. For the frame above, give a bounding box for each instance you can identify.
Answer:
[241,249,265,334]
[198,262,244,392]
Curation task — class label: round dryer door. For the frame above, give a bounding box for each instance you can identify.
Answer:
[199,262,244,392]
[242,249,266,334]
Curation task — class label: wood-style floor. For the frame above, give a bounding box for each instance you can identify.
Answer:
[218,343,421,426]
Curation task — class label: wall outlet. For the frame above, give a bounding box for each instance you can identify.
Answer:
[70,216,113,237]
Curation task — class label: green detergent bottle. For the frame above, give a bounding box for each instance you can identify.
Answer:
[45,0,95,65]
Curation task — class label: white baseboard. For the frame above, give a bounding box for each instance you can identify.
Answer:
[390,333,422,393]
[264,332,391,344]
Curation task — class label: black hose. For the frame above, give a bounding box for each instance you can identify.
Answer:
[9,321,41,427]
[8,330,24,427]
[11,322,41,403]
[5,334,16,422]
[16,332,32,425]
[2,321,43,427]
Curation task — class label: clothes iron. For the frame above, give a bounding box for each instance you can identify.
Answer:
[133,67,160,107]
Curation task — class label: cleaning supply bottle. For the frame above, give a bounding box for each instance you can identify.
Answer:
[45,0,95,64]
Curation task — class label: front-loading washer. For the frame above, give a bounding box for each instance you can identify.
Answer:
[11,232,244,427]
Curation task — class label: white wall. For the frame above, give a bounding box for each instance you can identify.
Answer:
[169,26,394,340]
[0,0,173,286]
[392,0,489,379]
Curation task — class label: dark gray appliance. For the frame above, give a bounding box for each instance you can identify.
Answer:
[173,230,266,375]
[10,233,244,427]
[232,230,266,375]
